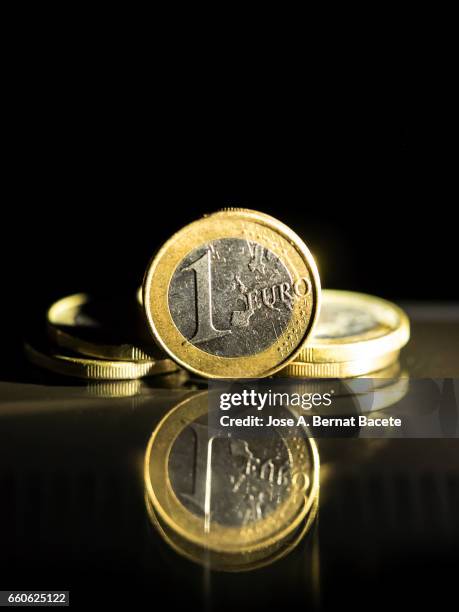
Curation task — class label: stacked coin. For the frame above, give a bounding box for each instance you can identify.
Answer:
[25,293,179,380]
[278,290,410,378]
[144,392,320,571]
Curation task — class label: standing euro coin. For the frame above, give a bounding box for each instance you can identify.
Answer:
[142,209,321,378]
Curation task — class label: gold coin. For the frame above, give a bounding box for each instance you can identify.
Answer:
[142,209,321,378]
[47,293,164,362]
[144,391,319,555]
[24,339,178,380]
[145,490,319,572]
[297,289,409,363]
[279,349,399,379]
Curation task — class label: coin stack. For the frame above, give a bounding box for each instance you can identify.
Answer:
[25,292,179,382]
[26,209,409,382]
[279,289,410,379]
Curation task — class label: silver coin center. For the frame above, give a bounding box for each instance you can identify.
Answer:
[313,304,377,339]
[168,238,294,357]
[168,416,292,527]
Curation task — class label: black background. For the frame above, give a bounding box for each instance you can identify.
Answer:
[4,78,457,325]
[4,84,457,377]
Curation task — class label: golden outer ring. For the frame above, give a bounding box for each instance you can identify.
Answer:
[142,209,321,379]
[145,490,319,572]
[47,293,159,362]
[297,290,410,363]
[24,341,178,380]
[144,391,320,554]
[278,350,399,379]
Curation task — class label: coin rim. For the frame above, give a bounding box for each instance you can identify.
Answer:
[278,350,400,378]
[145,489,319,572]
[24,340,178,380]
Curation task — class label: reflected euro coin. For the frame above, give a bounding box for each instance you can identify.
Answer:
[144,391,319,570]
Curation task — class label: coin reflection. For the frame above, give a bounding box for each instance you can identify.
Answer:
[84,369,193,397]
[144,391,320,571]
[145,491,319,572]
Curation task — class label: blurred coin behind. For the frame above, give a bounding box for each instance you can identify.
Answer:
[47,292,164,361]
[25,294,180,381]
[280,290,410,379]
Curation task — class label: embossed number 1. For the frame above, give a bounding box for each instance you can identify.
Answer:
[184,250,231,344]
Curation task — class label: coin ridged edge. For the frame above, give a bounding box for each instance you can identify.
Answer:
[24,341,178,380]
[278,350,400,379]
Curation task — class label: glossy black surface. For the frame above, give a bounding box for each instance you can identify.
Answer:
[1,308,459,610]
